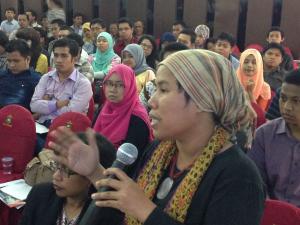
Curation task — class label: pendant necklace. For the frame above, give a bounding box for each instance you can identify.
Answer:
[156,152,193,200]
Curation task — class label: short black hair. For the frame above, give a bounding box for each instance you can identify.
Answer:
[179,28,196,44]
[0,30,9,48]
[26,9,38,19]
[51,18,65,27]
[217,32,236,47]
[90,18,106,29]
[34,27,47,39]
[284,69,300,86]
[159,42,188,61]
[5,7,16,14]
[172,20,186,28]
[267,26,285,38]
[73,12,84,19]
[262,42,285,56]
[118,17,133,28]
[59,25,74,33]
[203,37,216,50]
[6,39,31,58]
[53,38,79,57]
[67,33,84,48]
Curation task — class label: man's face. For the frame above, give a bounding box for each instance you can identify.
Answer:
[73,16,83,27]
[5,10,15,21]
[263,48,283,69]
[134,21,144,36]
[91,23,105,41]
[172,24,183,39]
[267,31,284,44]
[7,51,30,74]
[118,22,133,41]
[215,40,232,58]
[53,47,76,75]
[18,15,29,28]
[25,11,35,23]
[51,23,60,39]
[279,83,300,129]
[177,33,193,49]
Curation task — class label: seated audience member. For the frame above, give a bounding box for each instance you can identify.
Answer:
[94,64,153,155]
[215,32,240,70]
[140,42,188,111]
[159,32,176,51]
[25,9,41,28]
[114,17,138,56]
[204,37,217,51]
[172,20,186,39]
[71,12,83,36]
[138,34,158,69]
[194,24,210,49]
[0,7,19,36]
[30,38,93,127]
[109,22,119,41]
[19,132,115,225]
[50,50,265,225]
[236,48,271,111]
[67,33,94,83]
[16,28,48,75]
[177,28,196,49]
[266,26,295,71]
[265,87,281,120]
[90,18,107,54]
[9,13,31,40]
[82,22,94,55]
[0,39,40,110]
[33,27,50,64]
[248,70,300,207]
[48,18,65,53]
[122,44,155,93]
[0,30,9,70]
[263,43,287,92]
[133,20,144,40]
[91,32,121,81]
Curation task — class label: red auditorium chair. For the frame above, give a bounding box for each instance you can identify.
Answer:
[0,105,36,183]
[44,111,91,149]
[260,199,300,225]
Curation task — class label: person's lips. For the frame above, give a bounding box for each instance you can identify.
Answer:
[149,113,161,127]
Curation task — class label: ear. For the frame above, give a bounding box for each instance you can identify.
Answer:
[281,37,285,43]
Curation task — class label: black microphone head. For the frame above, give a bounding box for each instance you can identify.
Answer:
[116,143,138,165]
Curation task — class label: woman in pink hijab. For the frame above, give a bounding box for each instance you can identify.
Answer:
[94,64,153,152]
[236,48,271,111]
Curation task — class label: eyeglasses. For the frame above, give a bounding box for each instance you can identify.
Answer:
[49,161,77,178]
[140,43,153,50]
[103,80,125,89]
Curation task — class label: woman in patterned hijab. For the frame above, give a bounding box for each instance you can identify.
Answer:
[50,50,265,225]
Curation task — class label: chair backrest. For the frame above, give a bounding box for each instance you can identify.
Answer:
[260,199,300,225]
[0,105,36,173]
[45,112,91,148]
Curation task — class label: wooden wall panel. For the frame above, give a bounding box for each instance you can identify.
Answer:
[183,0,207,28]
[153,0,176,37]
[73,0,93,21]
[213,0,240,37]
[98,0,120,27]
[245,0,273,47]
[1,0,19,20]
[126,0,147,24]
[280,0,300,58]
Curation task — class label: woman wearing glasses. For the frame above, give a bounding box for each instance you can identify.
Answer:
[19,133,115,225]
[93,64,153,159]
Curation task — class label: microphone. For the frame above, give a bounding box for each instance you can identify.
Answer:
[78,143,138,225]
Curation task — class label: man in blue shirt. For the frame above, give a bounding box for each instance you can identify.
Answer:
[0,7,19,36]
[0,39,40,110]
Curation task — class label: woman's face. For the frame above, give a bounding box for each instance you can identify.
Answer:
[122,51,136,69]
[148,65,200,140]
[52,164,90,198]
[243,54,257,77]
[104,73,125,103]
[83,29,91,39]
[195,35,205,47]
[140,39,153,57]
[97,36,109,52]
